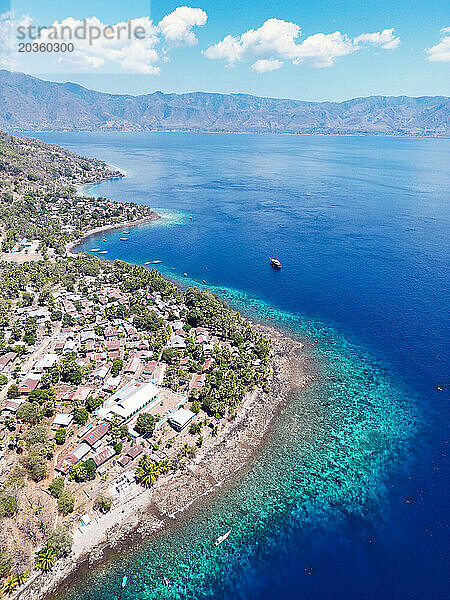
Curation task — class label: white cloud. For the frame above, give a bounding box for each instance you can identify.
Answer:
[204,18,301,64]
[205,18,401,72]
[158,6,207,46]
[0,8,208,75]
[426,27,450,62]
[38,16,162,75]
[292,32,354,68]
[0,11,33,69]
[251,58,283,73]
[354,28,400,50]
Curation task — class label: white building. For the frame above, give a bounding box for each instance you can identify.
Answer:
[52,413,74,428]
[35,353,58,371]
[27,308,48,320]
[72,442,90,461]
[103,375,122,392]
[63,339,75,353]
[169,407,195,432]
[97,380,159,421]
[93,365,109,380]
[168,334,186,349]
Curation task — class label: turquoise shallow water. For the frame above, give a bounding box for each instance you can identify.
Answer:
[23,132,448,600]
[55,289,421,600]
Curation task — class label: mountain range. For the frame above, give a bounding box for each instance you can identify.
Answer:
[0,70,448,136]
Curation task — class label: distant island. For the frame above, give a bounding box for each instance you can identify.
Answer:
[0,70,448,136]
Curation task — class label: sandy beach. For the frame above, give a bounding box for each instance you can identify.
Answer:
[16,323,314,600]
[65,213,161,256]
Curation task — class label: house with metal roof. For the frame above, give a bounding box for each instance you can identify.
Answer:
[169,407,195,432]
[167,334,186,349]
[96,380,159,422]
[93,446,115,467]
[81,422,109,446]
[34,353,58,371]
[52,413,74,428]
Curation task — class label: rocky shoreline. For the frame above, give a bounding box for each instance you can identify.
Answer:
[16,323,314,600]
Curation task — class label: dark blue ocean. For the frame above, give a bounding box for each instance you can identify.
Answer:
[25,133,449,599]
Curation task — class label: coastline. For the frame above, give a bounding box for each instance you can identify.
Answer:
[7,150,316,599]
[66,214,161,256]
[17,322,315,600]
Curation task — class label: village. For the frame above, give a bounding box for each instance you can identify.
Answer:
[0,254,271,584]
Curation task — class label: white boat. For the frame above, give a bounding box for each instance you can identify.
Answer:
[144,261,151,265]
[269,253,282,269]
[214,529,232,547]
[152,260,162,264]
[123,231,129,234]
[102,238,107,242]
[98,250,108,254]
[90,248,100,252]
[184,272,188,277]
[120,237,128,241]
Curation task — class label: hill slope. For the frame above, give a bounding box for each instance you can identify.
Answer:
[0,70,448,136]
[0,131,158,254]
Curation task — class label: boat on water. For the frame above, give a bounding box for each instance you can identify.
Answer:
[98,250,108,254]
[120,237,128,241]
[269,252,282,269]
[121,576,127,589]
[214,529,232,547]
[123,231,129,234]
[102,238,107,242]
[184,273,188,277]
[144,261,151,265]
[90,248,100,252]
[152,260,162,264]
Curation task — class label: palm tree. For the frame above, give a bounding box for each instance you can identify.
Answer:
[156,459,169,475]
[15,572,26,586]
[2,575,18,594]
[135,457,159,488]
[35,546,56,572]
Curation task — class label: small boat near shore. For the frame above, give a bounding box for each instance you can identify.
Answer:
[214,529,232,547]
[152,260,162,264]
[184,273,188,277]
[144,261,151,265]
[90,248,100,252]
[98,250,108,254]
[123,231,129,234]
[118,575,127,597]
[120,237,128,241]
[102,238,107,242]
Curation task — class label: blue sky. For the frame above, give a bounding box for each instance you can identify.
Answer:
[1,0,449,99]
